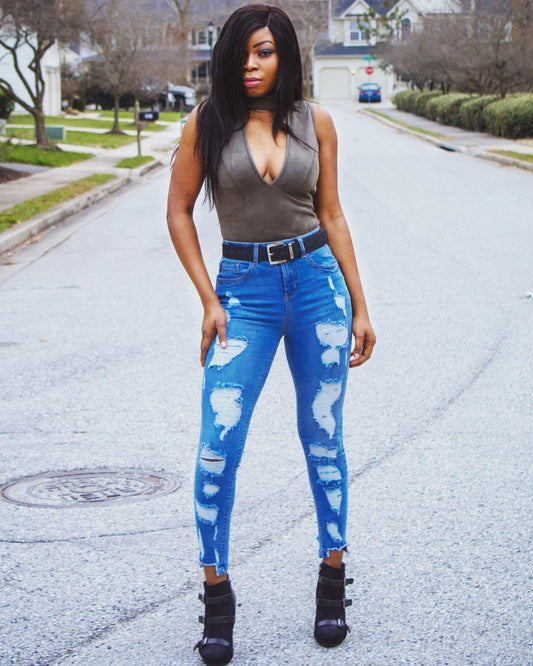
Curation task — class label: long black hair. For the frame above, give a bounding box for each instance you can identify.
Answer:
[195,4,303,205]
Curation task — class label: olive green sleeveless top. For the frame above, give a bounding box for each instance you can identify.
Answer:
[214,101,320,242]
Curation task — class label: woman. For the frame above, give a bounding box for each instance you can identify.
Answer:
[167,5,375,664]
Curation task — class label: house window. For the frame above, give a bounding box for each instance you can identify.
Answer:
[401,18,411,40]
[349,19,368,42]
[350,21,361,41]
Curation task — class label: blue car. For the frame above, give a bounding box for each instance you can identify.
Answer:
[359,83,381,103]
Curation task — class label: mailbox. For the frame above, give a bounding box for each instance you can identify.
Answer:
[138,111,159,122]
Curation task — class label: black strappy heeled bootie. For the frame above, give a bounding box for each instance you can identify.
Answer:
[314,562,353,648]
[194,578,236,665]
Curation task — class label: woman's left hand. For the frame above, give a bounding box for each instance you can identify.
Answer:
[350,316,376,367]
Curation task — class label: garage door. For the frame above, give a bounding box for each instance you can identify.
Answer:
[319,68,351,100]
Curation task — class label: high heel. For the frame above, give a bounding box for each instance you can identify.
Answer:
[314,562,353,648]
[194,578,236,665]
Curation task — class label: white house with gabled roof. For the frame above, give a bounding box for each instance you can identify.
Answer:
[313,0,462,101]
[0,35,61,116]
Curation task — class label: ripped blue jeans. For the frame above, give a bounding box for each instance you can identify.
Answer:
[195,230,352,575]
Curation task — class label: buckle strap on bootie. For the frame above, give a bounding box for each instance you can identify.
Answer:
[314,562,353,648]
[194,578,236,666]
[315,597,352,608]
[318,575,354,588]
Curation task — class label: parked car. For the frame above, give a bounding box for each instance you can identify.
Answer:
[159,85,197,112]
[358,83,381,103]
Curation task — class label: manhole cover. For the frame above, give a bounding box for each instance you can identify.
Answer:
[0,469,180,508]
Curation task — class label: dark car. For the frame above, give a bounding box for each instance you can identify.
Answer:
[359,83,381,103]
[159,85,197,112]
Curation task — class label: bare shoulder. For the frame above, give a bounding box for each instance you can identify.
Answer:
[171,105,203,180]
[180,105,200,144]
[309,103,337,142]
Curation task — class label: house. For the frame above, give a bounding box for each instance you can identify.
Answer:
[0,36,62,116]
[161,0,243,89]
[313,0,462,101]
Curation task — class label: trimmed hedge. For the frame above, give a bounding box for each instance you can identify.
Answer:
[393,90,422,113]
[392,89,533,139]
[426,93,470,125]
[483,94,533,139]
[414,91,443,117]
[459,95,498,131]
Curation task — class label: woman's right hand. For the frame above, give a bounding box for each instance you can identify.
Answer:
[200,301,228,367]
[167,108,226,368]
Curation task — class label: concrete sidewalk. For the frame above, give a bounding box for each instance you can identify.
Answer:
[359,103,533,171]
[0,120,180,210]
[0,121,182,255]
[0,118,181,255]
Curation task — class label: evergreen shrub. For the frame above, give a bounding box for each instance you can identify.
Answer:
[393,90,421,113]
[0,90,14,120]
[483,94,533,139]
[459,95,498,131]
[426,93,470,125]
[414,91,443,117]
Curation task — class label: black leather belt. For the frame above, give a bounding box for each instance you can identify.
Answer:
[222,229,328,265]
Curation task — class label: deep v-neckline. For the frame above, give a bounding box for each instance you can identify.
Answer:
[242,126,290,186]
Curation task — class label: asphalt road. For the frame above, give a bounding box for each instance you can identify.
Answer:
[1,106,532,666]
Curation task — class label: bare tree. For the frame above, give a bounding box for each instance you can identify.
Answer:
[384,2,530,97]
[381,22,444,91]
[89,0,156,133]
[0,0,86,148]
[281,0,328,98]
[511,0,533,90]
[164,0,193,83]
[452,5,520,97]
[60,61,84,110]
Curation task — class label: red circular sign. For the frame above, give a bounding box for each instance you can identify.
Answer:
[365,66,374,75]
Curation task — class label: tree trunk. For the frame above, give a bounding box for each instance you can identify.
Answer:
[32,108,52,149]
[303,48,313,99]
[109,93,124,135]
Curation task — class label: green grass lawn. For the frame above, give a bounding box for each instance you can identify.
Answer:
[5,127,37,140]
[488,149,533,164]
[127,121,166,132]
[9,114,167,132]
[62,130,138,148]
[0,173,116,233]
[9,114,133,131]
[115,155,155,169]
[9,112,168,132]
[6,126,137,148]
[0,143,94,167]
[93,110,183,123]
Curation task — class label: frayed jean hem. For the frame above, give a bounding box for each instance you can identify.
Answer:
[199,560,228,577]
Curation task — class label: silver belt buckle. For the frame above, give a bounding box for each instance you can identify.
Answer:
[267,241,294,265]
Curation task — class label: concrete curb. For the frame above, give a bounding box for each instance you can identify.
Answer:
[359,108,455,149]
[468,148,533,173]
[138,158,167,177]
[360,109,533,173]
[0,160,164,256]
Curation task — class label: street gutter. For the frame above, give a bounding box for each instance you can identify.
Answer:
[0,159,164,256]
[360,108,533,174]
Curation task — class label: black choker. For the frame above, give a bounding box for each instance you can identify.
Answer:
[246,93,277,112]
